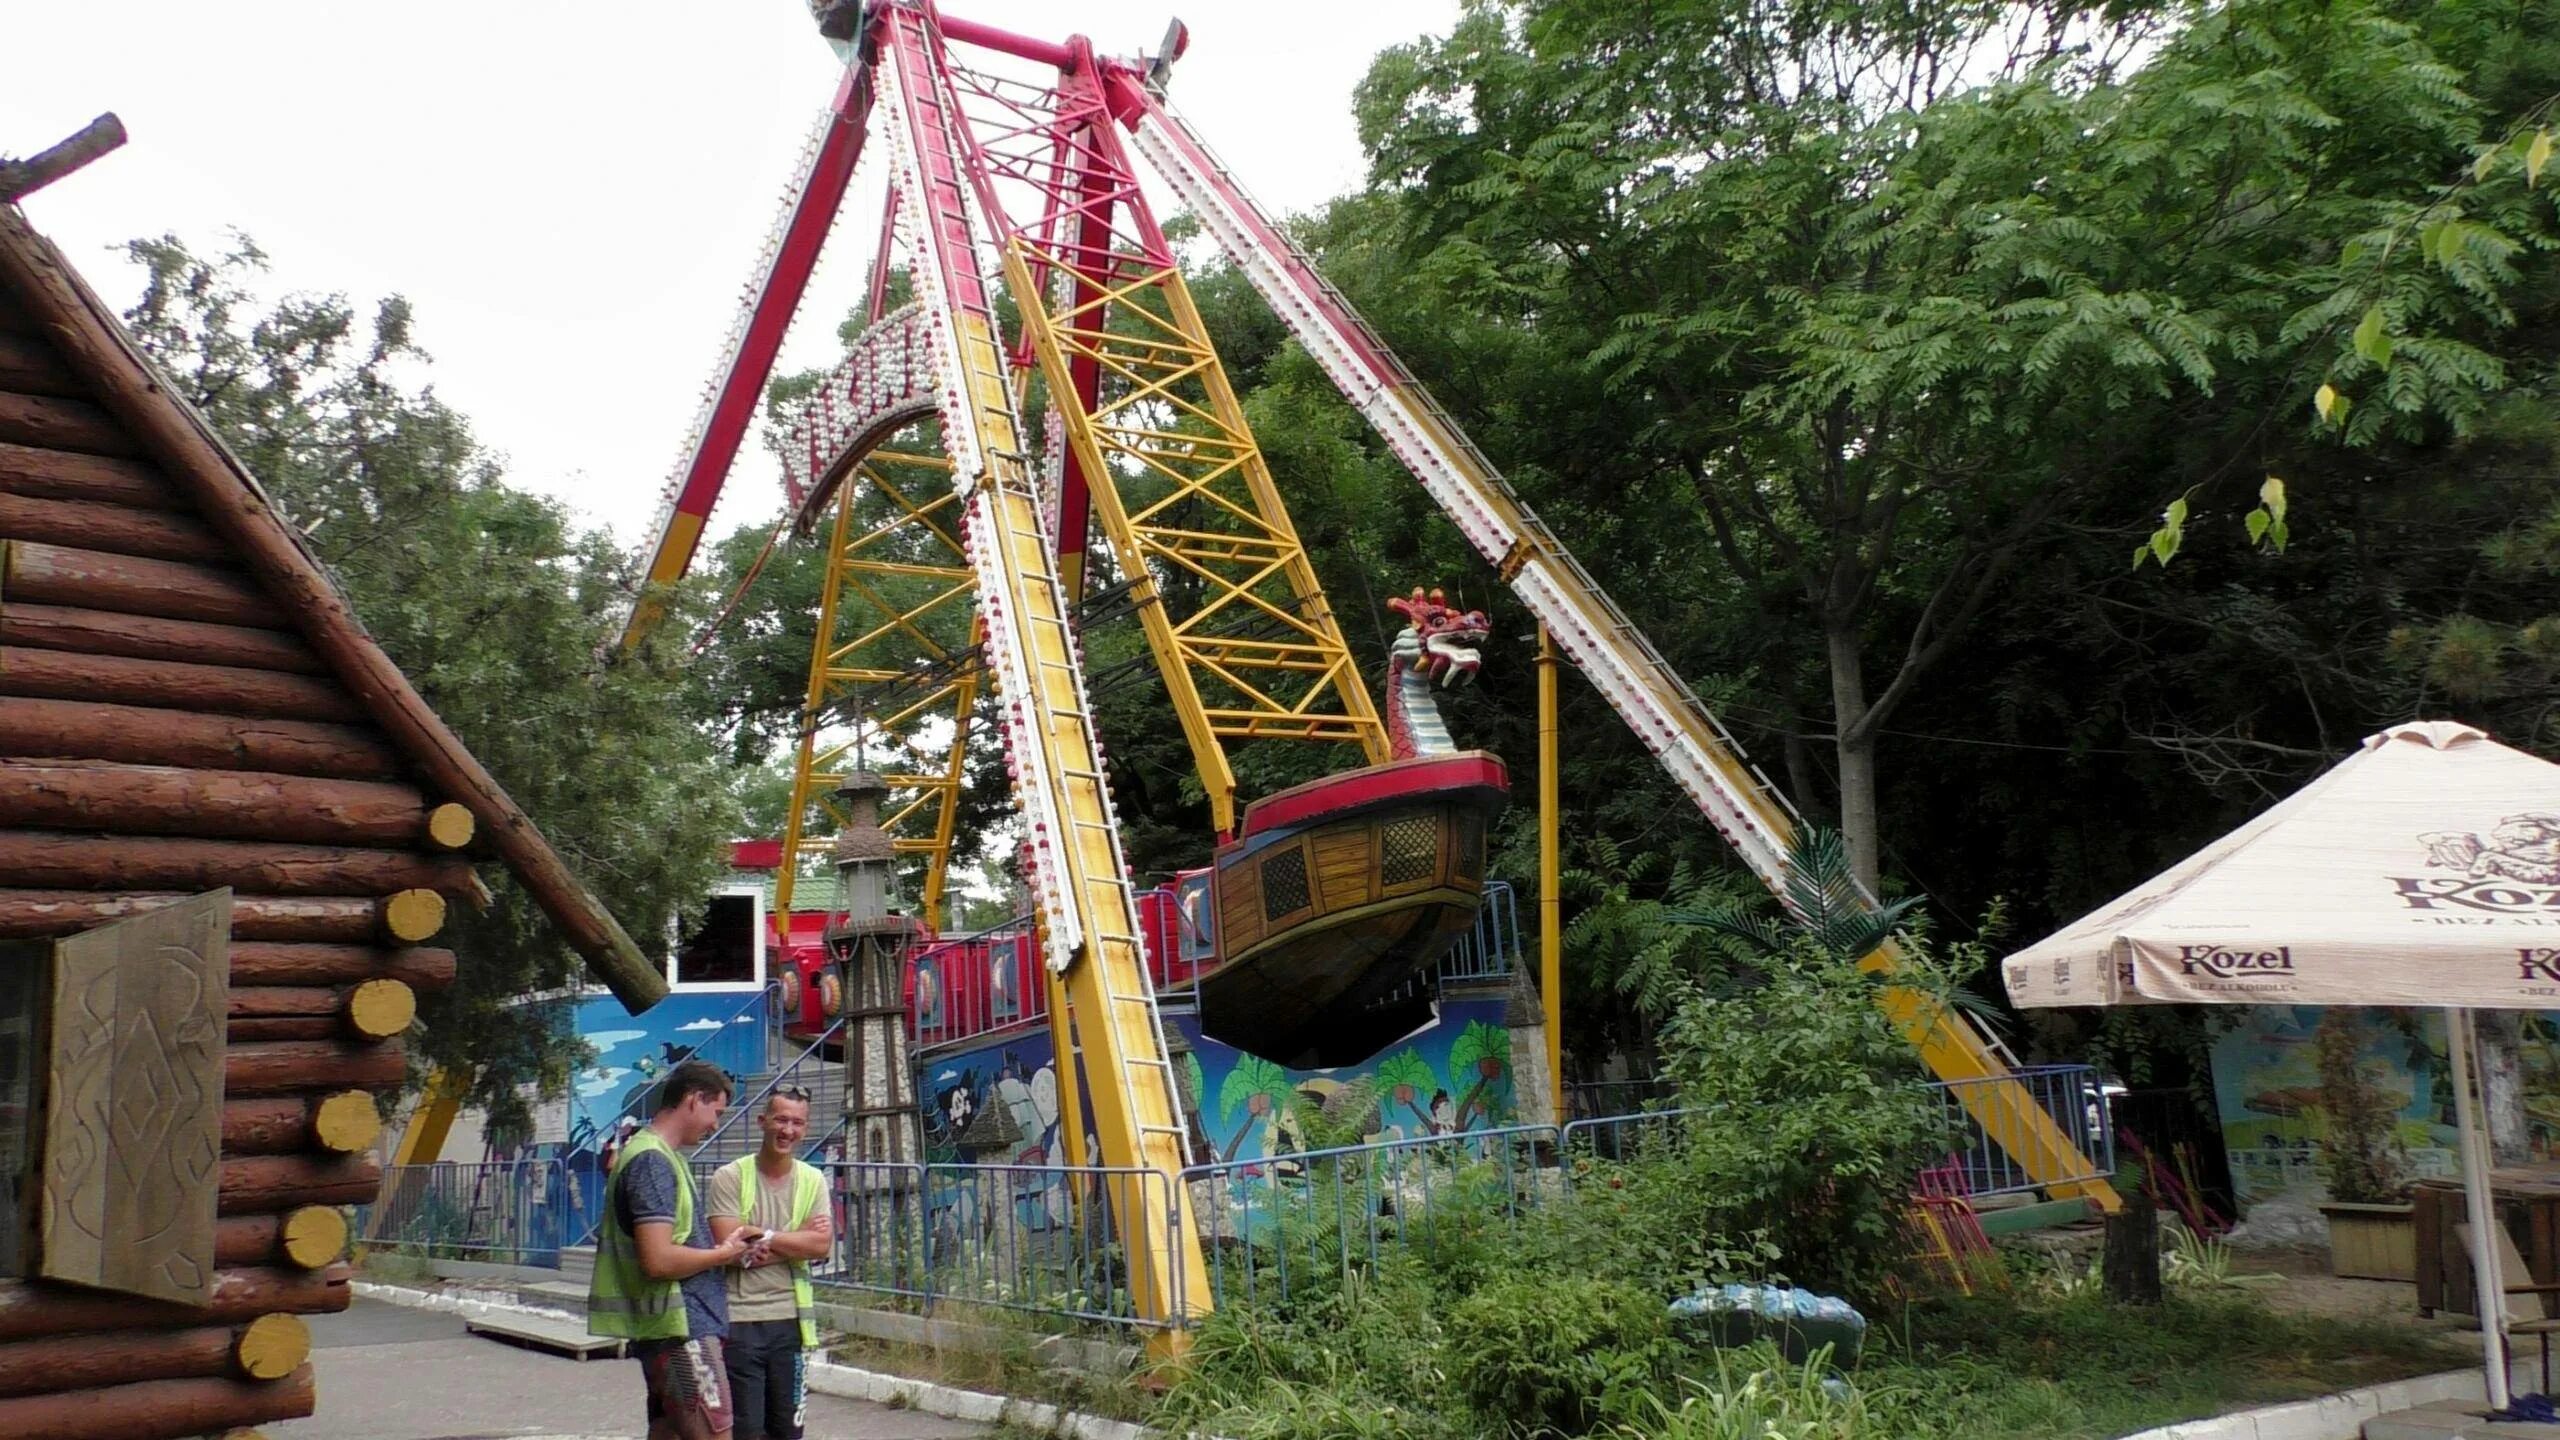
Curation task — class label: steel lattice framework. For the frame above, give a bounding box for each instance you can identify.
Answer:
[619,0,2123,1344]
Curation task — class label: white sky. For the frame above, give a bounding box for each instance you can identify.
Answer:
[3,1,1459,550]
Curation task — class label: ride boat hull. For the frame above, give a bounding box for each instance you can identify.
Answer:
[1200,752,1509,1067]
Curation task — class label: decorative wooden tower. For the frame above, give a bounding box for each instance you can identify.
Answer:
[828,771,920,1168]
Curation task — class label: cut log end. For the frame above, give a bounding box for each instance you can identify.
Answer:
[345,978,415,1039]
[424,801,475,850]
[279,1206,348,1270]
[232,1314,309,1381]
[311,1090,380,1153]
[379,888,445,943]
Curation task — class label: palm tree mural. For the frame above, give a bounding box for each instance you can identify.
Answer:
[1450,1020,1510,1129]
[1374,1048,1438,1133]
[1177,1051,1215,1164]
[1218,1054,1291,1162]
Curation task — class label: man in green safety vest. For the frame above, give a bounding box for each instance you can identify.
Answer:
[591,1060,760,1440]
[707,1084,835,1440]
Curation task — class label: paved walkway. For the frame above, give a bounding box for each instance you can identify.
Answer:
[270,1300,988,1440]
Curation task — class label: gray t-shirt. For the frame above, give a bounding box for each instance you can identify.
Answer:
[613,1149,727,1340]
[707,1160,810,1324]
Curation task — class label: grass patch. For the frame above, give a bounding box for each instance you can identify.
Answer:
[825,1317,1156,1423]
[1147,1257,2471,1440]
[1841,1289,2472,1439]
[352,1248,438,1288]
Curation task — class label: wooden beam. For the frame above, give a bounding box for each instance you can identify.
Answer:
[0,1325,236,1399]
[345,978,414,1037]
[228,943,455,992]
[0,334,81,399]
[0,891,437,943]
[381,888,445,942]
[213,1207,348,1270]
[425,802,475,850]
[225,1040,405,1096]
[224,979,412,1041]
[220,1093,381,1156]
[0,831,474,897]
[0,441,179,507]
[0,760,432,847]
[229,980,413,1028]
[0,601,321,673]
[0,1364,315,1440]
[0,489,225,561]
[312,1092,382,1152]
[231,1315,309,1381]
[0,114,127,203]
[217,1154,381,1216]
[0,1264,349,1342]
[0,699,402,780]
[0,646,361,720]
[0,209,666,1012]
[0,541,279,628]
[0,392,136,457]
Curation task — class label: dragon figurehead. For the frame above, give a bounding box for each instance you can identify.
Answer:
[1385,587,1491,760]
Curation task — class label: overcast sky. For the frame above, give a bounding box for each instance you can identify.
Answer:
[4,1,1460,550]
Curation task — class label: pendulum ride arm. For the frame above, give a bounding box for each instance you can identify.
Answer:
[873,3,1207,1330]
[1108,71,2119,1214]
[618,57,880,652]
[935,37,1389,835]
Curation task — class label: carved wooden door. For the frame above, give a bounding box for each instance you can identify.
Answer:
[39,889,230,1303]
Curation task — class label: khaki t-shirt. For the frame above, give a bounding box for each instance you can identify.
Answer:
[706,1161,809,1324]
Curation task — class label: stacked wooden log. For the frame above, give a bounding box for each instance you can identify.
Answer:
[0,219,516,1438]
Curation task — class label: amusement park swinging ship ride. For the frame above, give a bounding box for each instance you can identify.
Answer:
[617,0,2115,1334]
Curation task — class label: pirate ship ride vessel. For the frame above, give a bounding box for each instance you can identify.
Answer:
[1195,588,1509,1067]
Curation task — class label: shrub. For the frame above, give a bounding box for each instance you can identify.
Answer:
[1624,831,1969,1301]
[1445,1273,1679,1436]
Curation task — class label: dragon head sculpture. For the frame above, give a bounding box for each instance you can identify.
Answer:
[1385,587,1492,758]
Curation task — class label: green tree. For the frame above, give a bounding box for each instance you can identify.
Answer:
[1350,0,2551,889]
[121,236,741,1128]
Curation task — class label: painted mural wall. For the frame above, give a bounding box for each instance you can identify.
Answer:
[915,994,1520,1174]
[2210,1006,2560,1209]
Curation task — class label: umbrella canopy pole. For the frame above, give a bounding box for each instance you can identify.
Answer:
[2446,1006,2514,1409]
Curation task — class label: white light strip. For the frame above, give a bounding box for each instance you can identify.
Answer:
[641,100,847,559]
[879,35,1086,965]
[1128,110,1797,893]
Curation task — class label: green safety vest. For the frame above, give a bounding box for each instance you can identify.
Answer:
[589,1129,696,1340]
[717,1155,827,1348]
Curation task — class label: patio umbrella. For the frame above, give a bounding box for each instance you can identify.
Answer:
[2002,721,2560,1410]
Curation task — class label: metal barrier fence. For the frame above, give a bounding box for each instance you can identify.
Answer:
[1566,1077,1675,1121]
[1935,1063,2115,1198]
[364,1064,2111,1327]
[1182,1125,1552,1310]
[809,1160,1189,1329]
[361,1161,587,1266]
[1560,1106,1698,1165]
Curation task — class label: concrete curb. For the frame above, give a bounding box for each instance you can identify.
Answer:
[804,1358,1155,1440]
[350,1279,1161,1439]
[2113,1359,2536,1440]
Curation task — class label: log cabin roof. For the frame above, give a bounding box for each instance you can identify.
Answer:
[0,202,664,1013]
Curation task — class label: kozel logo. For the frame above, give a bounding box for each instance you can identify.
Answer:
[2177,944,2296,978]
[2400,814,2560,914]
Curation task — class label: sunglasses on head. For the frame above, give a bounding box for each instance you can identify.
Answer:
[773,1084,812,1103]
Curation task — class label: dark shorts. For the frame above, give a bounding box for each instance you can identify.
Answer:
[725,1318,808,1440]
[634,1336,734,1436]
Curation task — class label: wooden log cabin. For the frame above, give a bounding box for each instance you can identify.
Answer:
[0,203,669,1438]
